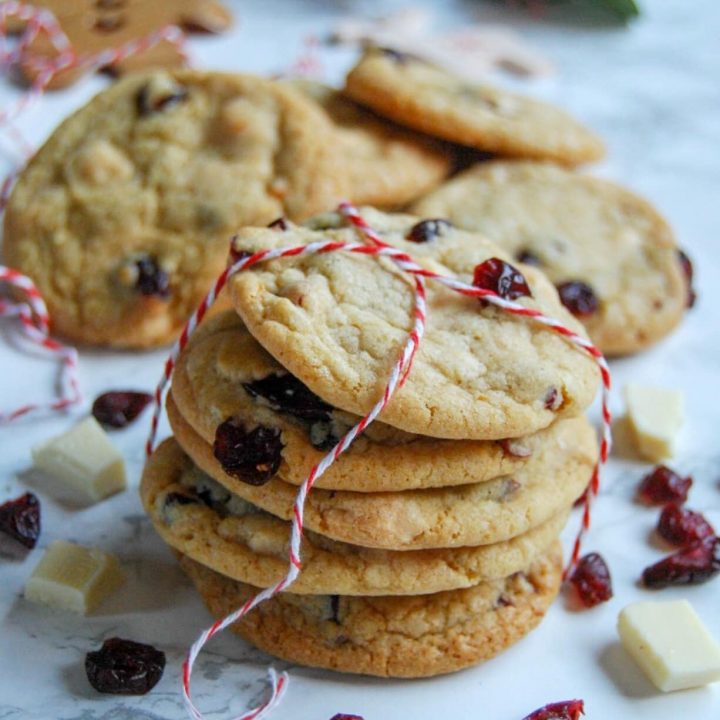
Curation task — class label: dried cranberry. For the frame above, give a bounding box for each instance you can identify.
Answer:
[268,217,289,230]
[657,504,716,547]
[544,387,562,410]
[135,256,169,297]
[0,493,40,549]
[136,84,188,117]
[677,249,697,308]
[522,700,585,720]
[568,552,613,607]
[329,715,364,720]
[637,465,692,505]
[86,637,165,695]
[213,418,283,485]
[556,281,598,316]
[406,218,452,243]
[92,391,152,428]
[243,374,332,422]
[642,538,720,589]
[516,249,542,267]
[473,258,532,301]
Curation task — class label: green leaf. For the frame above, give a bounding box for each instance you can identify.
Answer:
[601,0,641,21]
[493,0,641,23]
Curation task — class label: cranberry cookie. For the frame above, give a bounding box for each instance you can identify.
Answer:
[344,48,604,165]
[169,310,550,493]
[288,80,452,207]
[167,398,596,551]
[179,546,563,678]
[228,208,599,440]
[142,437,568,595]
[3,70,345,348]
[411,161,690,355]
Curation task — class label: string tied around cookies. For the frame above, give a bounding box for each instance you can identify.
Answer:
[0,265,81,422]
[144,203,612,720]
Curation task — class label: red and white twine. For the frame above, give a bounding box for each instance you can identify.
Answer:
[0,266,81,422]
[144,204,612,720]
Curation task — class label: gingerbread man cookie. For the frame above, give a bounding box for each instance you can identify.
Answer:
[7,0,232,88]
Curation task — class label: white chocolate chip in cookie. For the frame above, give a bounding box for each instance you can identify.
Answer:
[72,139,134,186]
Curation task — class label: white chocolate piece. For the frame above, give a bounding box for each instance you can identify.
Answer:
[24,541,124,614]
[624,384,684,461]
[618,600,720,692]
[32,417,126,503]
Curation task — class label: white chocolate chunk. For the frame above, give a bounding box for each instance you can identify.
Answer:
[624,384,684,461]
[32,417,126,503]
[24,540,124,614]
[618,600,720,692]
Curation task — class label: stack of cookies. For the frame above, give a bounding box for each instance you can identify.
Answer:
[141,208,600,677]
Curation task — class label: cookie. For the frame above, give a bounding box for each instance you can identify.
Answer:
[287,80,451,207]
[411,161,690,355]
[228,208,599,440]
[168,397,596,550]
[3,70,347,348]
[142,437,567,595]
[8,0,232,89]
[171,310,545,493]
[343,49,604,165]
[179,545,562,678]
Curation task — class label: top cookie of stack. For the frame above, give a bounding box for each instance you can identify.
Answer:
[227,207,598,439]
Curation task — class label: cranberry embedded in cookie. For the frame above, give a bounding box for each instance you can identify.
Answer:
[406,218,452,243]
[515,249,542,267]
[556,281,598,317]
[268,217,290,230]
[473,258,532,301]
[136,75,189,117]
[242,374,332,422]
[677,249,697,308]
[213,418,283,485]
[134,256,170,298]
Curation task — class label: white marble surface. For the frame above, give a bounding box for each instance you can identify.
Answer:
[1,1,719,718]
